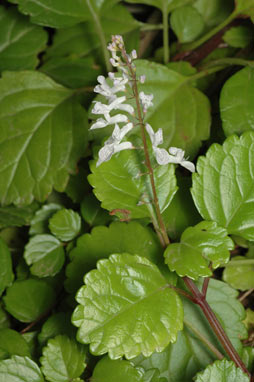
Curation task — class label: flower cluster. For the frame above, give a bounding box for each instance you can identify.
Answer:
[90,34,194,173]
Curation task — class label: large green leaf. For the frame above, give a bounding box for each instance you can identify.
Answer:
[124,0,194,13]
[0,238,14,297]
[91,60,211,159]
[65,221,163,293]
[0,329,30,360]
[220,67,254,136]
[223,256,254,290]
[133,279,247,382]
[40,335,86,382]
[170,6,205,43]
[3,279,56,322]
[0,356,44,382]
[24,234,65,277]
[0,203,38,229]
[164,221,233,279]
[193,0,234,27]
[0,6,47,72]
[0,71,88,205]
[194,359,250,382]
[92,356,145,382]
[191,131,254,240]
[72,254,183,359]
[49,209,81,241]
[88,137,177,220]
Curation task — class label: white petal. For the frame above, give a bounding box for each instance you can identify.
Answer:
[111,124,121,141]
[109,114,128,124]
[96,144,114,166]
[92,101,109,115]
[154,128,163,147]
[154,148,171,165]
[90,118,107,130]
[114,141,133,153]
[181,160,195,173]
[118,103,134,114]
[168,147,185,160]
[119,122,133,140]
[139,75,146,83]
[131,50,137,59]
[145,123,155,145]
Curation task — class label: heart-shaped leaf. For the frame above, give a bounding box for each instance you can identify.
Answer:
[0,6,47,72]
[220,67,254,136]
[0,356,44,382]
[191,131,254,240]
[194,359,250,382]
[0,71,88,205]
[72,253,183,359]
[223,256,254,291]
[65,221,162,293]
[164,221,234,279]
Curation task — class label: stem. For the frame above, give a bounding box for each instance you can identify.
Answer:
[202,277,210,298]
[183,277,251,378]
[162,5,169,63]
[182,12,236,52]
[184,319,224,360]
[201,57,254,70]
[140,23,163,31]
[86,0,111,72]
[239,288,254,303]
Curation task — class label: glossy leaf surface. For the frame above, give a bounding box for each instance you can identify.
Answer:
[194,359,250,381]
[0,356,44,382]
[191,131,254,240]
[41,335,86,382]
[0,71,88,205]
[220,67,254,136]
[49,209,81,241]
[29,204,62,236]
[223,26,253,48]
[72,254,183,359]
[3,279,56,322]
[24,234,65,277]
[223,256,254,291]
[170,6,205,43]
[65,221,162,293]
[0,329,30,360]
[38,312,75,347]
[164,221,233,279]
[0,204,38,229]
[0,238,14,297]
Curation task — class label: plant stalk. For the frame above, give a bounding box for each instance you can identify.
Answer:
[162,5,169,63]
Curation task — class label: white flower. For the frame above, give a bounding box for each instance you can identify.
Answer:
[145,124,195,172]
[96,123,133,166]
[131,50,137,59]
[92,96,134,118]
[139,91,153,112]
[90,114,128,130]
[94,75,127,100]
[139,75,146,83]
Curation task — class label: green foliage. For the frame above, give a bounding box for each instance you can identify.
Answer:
[223,26,253,48]
[0,329,30,359]
[29,204,62,236]
[49,209,81,241]
[72,254,183,359]
[164,221,234,279]
[0,239,14,297]
[194,359,250,381]
[0,203,39,229]
[223,256,254,290]
[170,6,205,43]
[0,356,44,382]
[192,131,254,240]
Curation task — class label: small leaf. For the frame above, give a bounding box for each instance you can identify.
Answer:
[220,67,254,136]
[234,0,254,18]
[0,329,30,360]
[88,137,177,220]
[81,194,112,227]
[29,204,62,236]
[194,359,250,381]
[0,203,38,229]
[0,238,14,297]
[0,71,88,206]
[0,356,44,382]
[223,26,253,48]
[0,306,9,330]
[49,209,81,241]
[72,253,183,359]
[170,6,205,43]
[164,221,233,280]
[24,234,65,277]
[3,279,56,322]
[191,131,254,240]
[38,312,76,347]
[65,221,162,293]
[193,0,234,27]
[223,256,254,290]
[92,356,145,382]
[40,335,86,382]
[0,6,47,72]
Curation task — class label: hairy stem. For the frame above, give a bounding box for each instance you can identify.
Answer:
[162,5,169,63]
[183,277,251,378]
[86,0,111,72]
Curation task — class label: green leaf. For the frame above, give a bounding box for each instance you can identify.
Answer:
[0,238,14,297]
[0,356,44,382]
[3,279,56,322]
[242,346,254,373]
[223,256,254,290]
[0,306,10,330]
[133,279,247,382]
[220,67,254,136]
[65,167,90,204]
[92,356,145,382]
[223,26,253,48]
[72,253,183,359]
[29,204,62,236]
[80,194,112,227]
[125,0,195,14]
[40,335,86,382]
[193,0,234,27]
[0,203,38,229]
[0,329,30,360]
[65,221,162,293]
[170,6,205,43]
[38,312,76,347]
[191,131,254,240]
[24,234,65,277]
[49,209,81,241]
[234,0,254,18]
[194,359,250,381]
[0,71,88,205]
[91,60,211,159]
[0,6,47,72]
[164,221,233,280]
